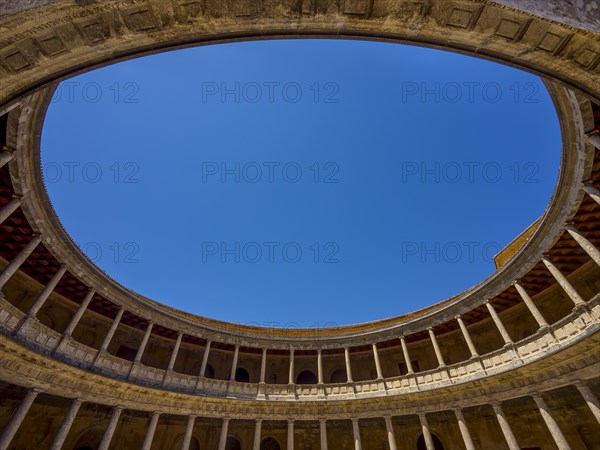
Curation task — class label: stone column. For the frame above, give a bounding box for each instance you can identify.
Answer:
[0,147,15,169]
[319,419,328,450]
[575,382,600,424]
[485,301,513,345]
[166,332,183,372]
[252,419,262,450]
[317,349,324,384]
[259,348,267,383]
[0,388,40,450]
[287,420,294,450]
[0,234,42,291]
[583,183,600,205]
[351,418,362,450]
[384,416,397,450]
[199,340,212,377]
[372,344,383,379]
[427,328,446,368]
[288,348,295,385]
[180,415,197,450]
[542,256,586,307]
[513,281,549,329]
[98,406,123,450]
[567,225,600,267]
[62,288,95,337]
[532,394,571,450]
[586,132,600,150]
[49,398,83,450]
[400,336,414,374]
[141,411,161,450]
[0,195,21,226]
[98,307,124,353]
[455,315,478,358]
[230,344,240,381]
[217,418,229,450]
[344,347,353,382]
[134,321,154,363]
[491,402,519,450]
[454,407,475,450]
[418,413,434,450]
[26,265,67,318]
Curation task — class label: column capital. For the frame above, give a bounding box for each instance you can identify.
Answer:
[483,299,491,305]
[351,417,360,423]
[2,145,16,153]
[489,400,502,409]
[426,326,434,332]
[113,405,124,412]
[541,253,551,260]
[255,418,263,423]
[287,418,295,424]
[417,412,427,419]
[222,417,230,423]
[511,279,520,286]
[454,314,462,320]
[319,418,327,423]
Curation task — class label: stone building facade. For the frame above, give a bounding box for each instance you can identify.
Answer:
[0,1,599,449]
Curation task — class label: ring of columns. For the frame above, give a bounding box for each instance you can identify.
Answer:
[0,1,599,449]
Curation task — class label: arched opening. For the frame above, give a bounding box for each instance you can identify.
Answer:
[204,364,215,379]
[260,437,281,450]
[171,435,200,450]
[71,428,103,450]
[296,370,317,385]
[330,369,347,383]
[225,437,242,450]
[234,367,250,383]
[417,434,445,450]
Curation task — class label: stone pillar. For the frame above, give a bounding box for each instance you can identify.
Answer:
[259,348,267,383]
[26,265,67,318]
[230,344,240,381]
[167,332,183,372]
[513,281,549,329]
[287,420,294,450]
[98,307,124,353]
[199,340,212,377]
[0,234,42,291]
[542,256,586,307]
[532,394,571,449]
[418,413,434,450]
[586,132,600,150]
[319,419,328,450]
[0,388,40,450]
[400,336,414,374]
[141,411,161,450]
[485,301,513,345]
[134,321,154,363]
[49,398,83,450]
[0,147,15,169]
[372,344,383,379]
[253,419,262,450]
[62,288,95,337]
[98,406,123,450]
[491,402,519,450]
[455,315,478,357]
[317,349,324,384]
[180,415,197,450]
[427,328,446,367]
[384,416,397,450]
[344,347,353,382]
[567,225,600,267]
[351,418,362,450]
[454,407,475,450]
[0,195,21,226]
[575,382,600,424]
[583,183,600,205]
[288,348,295,385]
[217,418,229,450]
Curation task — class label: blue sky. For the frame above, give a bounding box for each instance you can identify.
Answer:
[41,39,561,327]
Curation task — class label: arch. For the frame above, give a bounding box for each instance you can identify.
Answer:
[171,435,200,450]
[416,433,445,450]
[71,427,104,450]
[329,369,347,384]
[260,437,281,450]
[234,367,250,383]
[204,364,215,379]
[225,437,242,450]
[296,370,317,385]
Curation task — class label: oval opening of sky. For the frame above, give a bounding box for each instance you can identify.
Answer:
[41,39,561,328]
